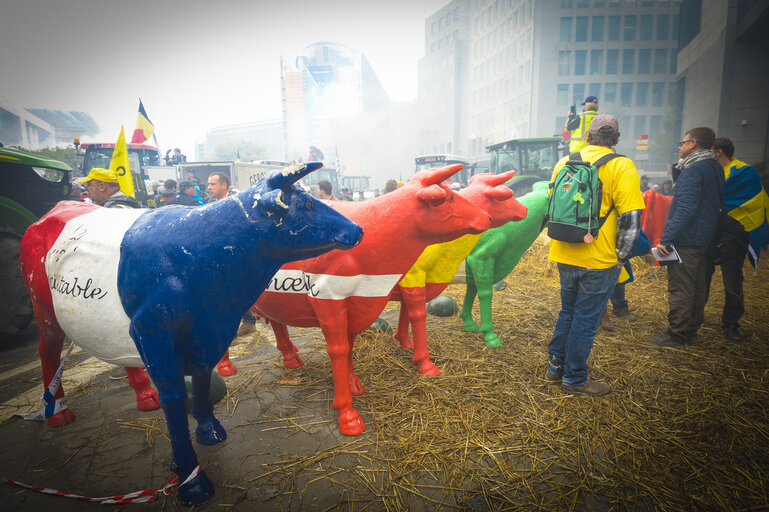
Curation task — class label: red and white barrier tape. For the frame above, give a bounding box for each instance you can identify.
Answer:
[1,465,201,505]
[17,341,75,421]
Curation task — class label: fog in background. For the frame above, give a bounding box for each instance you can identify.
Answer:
[1,0,446,185]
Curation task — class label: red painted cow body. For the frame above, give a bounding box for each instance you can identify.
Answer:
[388,172,528,375]
[251,165,492,435]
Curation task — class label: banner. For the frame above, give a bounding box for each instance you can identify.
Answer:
[110,126,135,197]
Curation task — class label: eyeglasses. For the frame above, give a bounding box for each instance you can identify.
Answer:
[678,139,695,147]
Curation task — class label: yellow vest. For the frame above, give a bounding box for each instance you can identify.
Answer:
[569,110,598,153]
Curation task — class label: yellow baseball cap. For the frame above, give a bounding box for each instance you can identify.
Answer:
[78,167,119,184]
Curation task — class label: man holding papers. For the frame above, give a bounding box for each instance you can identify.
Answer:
[645,127,723,348]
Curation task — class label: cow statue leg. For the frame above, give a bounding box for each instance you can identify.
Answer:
[34,303,76,427]
[398,287,440,375]
[217,350,238,376]
[459,265,481,333]
[394,298,414,349]
[124,367,160,410]
[474,261,502,347]
[310,300,365,436]
[191,370,226,445]
[272,322,304,369]
[128,325,214,506]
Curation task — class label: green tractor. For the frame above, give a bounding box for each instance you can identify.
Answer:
[487,137,568,196]
[0,146,73,339]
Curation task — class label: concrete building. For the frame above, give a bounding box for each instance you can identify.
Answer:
[281,42,398,187]
[675,0,769,166]
[420,0,684,175]
[417,0,472,157]
[0,100,98,149]
[196,119,283,162]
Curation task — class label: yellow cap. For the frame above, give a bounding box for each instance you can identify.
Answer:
[78,167,119,184]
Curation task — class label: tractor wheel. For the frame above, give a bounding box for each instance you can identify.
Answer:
[0,234,34,340]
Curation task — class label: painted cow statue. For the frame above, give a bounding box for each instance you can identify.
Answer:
[389,171,528,375]
[251,164,491,436]
[460,181,550,346]
[20,163,363,506]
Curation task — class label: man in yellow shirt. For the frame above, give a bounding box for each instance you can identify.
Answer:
[546,115,646,396]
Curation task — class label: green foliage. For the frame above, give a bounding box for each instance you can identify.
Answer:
[212,140,266,162]
[23,146,83,176]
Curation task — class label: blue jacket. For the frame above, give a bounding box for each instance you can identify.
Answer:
[660,158,723,247]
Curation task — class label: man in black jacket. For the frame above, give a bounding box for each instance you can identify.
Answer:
[170,181,203,206]
[645,127,723,347]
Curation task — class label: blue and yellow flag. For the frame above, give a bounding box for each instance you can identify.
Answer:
[110,126,135,198]
[723,158,769,268]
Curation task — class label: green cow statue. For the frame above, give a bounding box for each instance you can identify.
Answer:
[460,181,551,346]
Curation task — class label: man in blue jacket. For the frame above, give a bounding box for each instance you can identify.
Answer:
[645,127,723,347]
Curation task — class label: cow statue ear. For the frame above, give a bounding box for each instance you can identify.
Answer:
[262,189,289,214]
[416,184,447,206]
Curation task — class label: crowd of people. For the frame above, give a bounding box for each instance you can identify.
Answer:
[552,99,766,398]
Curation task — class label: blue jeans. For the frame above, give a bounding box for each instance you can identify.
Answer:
[610,281,627,309]
[548,263,621,386]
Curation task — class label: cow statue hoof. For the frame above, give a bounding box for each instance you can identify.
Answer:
[178,470,215,506]
[195,418,227,446]
[47,408,76,427]
[136,394,160,411]
[461,316,481,333]
[338,411,366,436]
[484,332,503,347]
[417,359,441,376]
[217,361,238,377]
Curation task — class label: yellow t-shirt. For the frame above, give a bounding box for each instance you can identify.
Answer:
[548,145,646,269]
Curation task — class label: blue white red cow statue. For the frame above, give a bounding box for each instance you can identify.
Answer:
[251,164,492,436]
[20,163,363,506]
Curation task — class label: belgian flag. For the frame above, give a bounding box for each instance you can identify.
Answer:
[131,99,154,144]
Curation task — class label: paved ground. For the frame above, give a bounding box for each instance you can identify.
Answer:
[0,312,441,511]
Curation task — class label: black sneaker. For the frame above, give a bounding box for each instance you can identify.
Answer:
[643,330,684,348]
[686,331,699,345]
[724,325,743,343]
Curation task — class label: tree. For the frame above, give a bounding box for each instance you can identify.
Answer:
[212,140,266,162]
[22,146,83,176]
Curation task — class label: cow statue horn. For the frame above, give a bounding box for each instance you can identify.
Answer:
[267,161,322,190]
[419,163,464,186]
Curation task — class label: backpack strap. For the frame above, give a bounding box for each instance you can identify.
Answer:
[593,153,624,226]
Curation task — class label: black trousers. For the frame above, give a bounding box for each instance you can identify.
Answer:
[706,230,750,328]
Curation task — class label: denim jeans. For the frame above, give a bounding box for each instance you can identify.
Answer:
[548,263,621,386]
[609,281,627,310]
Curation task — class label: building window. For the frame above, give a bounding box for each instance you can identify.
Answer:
[670,48,677,73]
[560,17,572,41]
[561,0,573,8]
[638,49,651,74]
[636,82,649,106]
[592,16,604,41]
[594,0,605,6]
[577,0,589,7]
[652,82,665,106]
[678,0,701,49]
[590,50,603,74]
[576,16,588,41]
[640,15,653,41]
[650,115,662,133]
[672,14,680,40]
[620,82,633,105]
[624,15,637,41]
[559,50,571,75]
[634,115,647,137]
[654,49,667,74]
[557,84,570,107]
[588,82,602,99]
[575,50,587,75]
[656,14,669,40]
[608,15,621,41]
[573,83,586,105]
[606,49,619,74]
[622,49,635,74]
[604,83,617,103]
